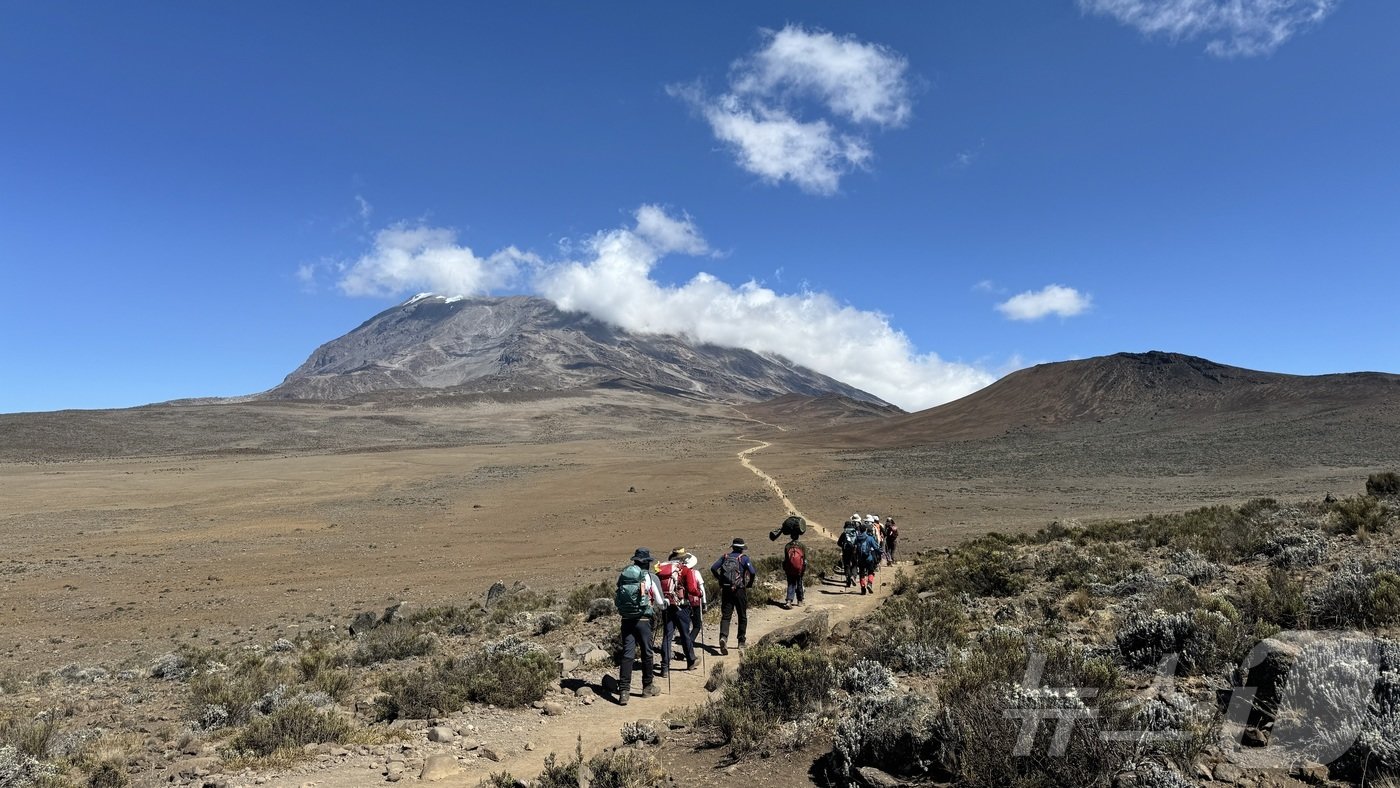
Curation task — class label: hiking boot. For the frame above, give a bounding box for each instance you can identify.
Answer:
[686,659,697,671]
[737,641,747,651]
[618,685,630,706]
[642,684,660,698]
[719,641,729,656]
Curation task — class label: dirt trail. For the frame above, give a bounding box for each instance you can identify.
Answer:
[255,416,894,788]
[729,408,836,542]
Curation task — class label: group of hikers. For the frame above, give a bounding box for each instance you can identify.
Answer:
[610,512,899,704]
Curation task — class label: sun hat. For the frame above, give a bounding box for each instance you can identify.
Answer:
[668,547,689,561]
[731,538,747,551]
[631,547,653,564]
[683,553,698,569]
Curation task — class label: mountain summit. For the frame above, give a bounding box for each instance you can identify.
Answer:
[263,294,886,404]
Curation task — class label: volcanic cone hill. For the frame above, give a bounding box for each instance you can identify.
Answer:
[809,351,1400,448]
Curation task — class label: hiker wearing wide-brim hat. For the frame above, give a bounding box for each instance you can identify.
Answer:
[614,547,665,705]
[656,548,702,677]
[709,538,757,655]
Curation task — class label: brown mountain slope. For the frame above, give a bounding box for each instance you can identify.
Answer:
[812,351,1400,448]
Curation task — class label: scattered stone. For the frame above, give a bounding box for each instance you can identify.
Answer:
[270,638,297,652]
[856,766,908,787]
[524,741,535,751]
[585,647,612,663]
[541,702,565,716]
[426,726,455,743]
[755,610,830,650]
[348,611,378,635]
[381,602,407,625]
[419,754,460,782]
[1212,763,1243,782]
[481,747,500,762]
[1295,761,1329,784]
[571,642,596,658]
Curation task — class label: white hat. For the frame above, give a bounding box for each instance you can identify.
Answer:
[682,553,698,570]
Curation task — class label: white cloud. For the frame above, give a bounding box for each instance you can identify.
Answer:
[336,225,537,298]
[328,206,993,409]
[1080,0,1340,57]
[996,285,1093,321]
[536,207,993,410]
[355,195,373,221]
[670,25,912,195]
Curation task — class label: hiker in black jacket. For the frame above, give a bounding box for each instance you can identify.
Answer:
[709,538,756,655]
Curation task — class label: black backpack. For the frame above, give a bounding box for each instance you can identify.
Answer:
[719,552,744,588]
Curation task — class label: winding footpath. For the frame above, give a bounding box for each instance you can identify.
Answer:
[251,413,895,788]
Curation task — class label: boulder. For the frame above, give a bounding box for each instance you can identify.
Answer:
[419,754,460,781]
[755,610,830,650]
[426,726,455,743]
[485,581,508,608]
[381,602,407,625]
[856,766,908,787]
[349,611,378,635]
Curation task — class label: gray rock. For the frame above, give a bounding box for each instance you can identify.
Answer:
[755,610,830,650]
[541,702,565,716]
[270,638,297,653]
[381,602,407,625]
[419,754,460,781]
[856,766,908,787]
[485,581,508,608]
[426,726,455,743]
[481,747,500,762]
[349,611,378,635]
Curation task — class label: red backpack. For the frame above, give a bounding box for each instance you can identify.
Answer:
[784,542,806,575]
[656,561,686,606]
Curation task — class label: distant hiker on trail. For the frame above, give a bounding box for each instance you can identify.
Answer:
[884,517,899,566]
[838,517,861,590]
[855,521,881,595]
[710,538,756,655]
[615,547,665,705]
[656,548,701,675]
[782,533,807,609]
[769,513,807,542]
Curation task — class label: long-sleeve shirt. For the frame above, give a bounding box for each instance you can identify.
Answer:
[643,570,667,612]
[710,552,757,589]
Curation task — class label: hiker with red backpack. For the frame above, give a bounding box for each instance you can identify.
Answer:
[884,517,899,566]
[709,538,756,655]
[656,548,701,675]
[782,533,807,608]
[614,547,666,705]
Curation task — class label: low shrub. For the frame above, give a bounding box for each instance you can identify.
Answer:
[924,536,1028,598]
[188,654,295,728]
[1235,568,1308,630]
[86,759,129,787]
[1114,607,1237,676]
[827,692,953,782]
[1310,565,1400,629]
[226,702,353,757]
[587,748,665,787]
[730,644,835,720]
[857,591,965,673]
[1330,496,1392,535]
[1259,529,1328,569]
[375,637,556,719]
[407,605,481,636]
[0,712,59,760]
[565,581,613,616]
[353,623,434,665]
[1368,471,1400,498]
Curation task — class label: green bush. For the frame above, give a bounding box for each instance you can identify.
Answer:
[1367,471,1400,498]
[858,591,965,673]
[407,605,482,636]
[1311,566,1400,628]
[188,653,295,728]
[353,623,434,665]
[0,712,58,760]
[1330,496,1392,535]
[1235,569,1308,630]
[587,748,665,787]
[564,582,613,616]
[924,536,1028,597]
[731,644,835,720]
[227,702,353,757]
[376,640,556,719]
[87,760,129,787]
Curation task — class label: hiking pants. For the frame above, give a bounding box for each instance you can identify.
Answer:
[719,587,748,645]
[842,552,858,586]
[662,605,696,672]
[860,560,878,590]
[784,571,805,604]
[618,617,655,691]
[689,603,704,647]
[885,538,897,565]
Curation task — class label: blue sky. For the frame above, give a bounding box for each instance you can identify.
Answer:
[2,1,1396,412]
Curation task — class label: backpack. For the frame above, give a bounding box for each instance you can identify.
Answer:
[656,561,685,606]
[840,527,858,559]
[718,552,744,589]
[615,564,651,618]
[784,542,806,575]
[859,534,881,566]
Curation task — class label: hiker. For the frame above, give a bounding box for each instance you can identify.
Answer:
[615,547,665,705]
[782,532,807,608]
[769,513,807,542]
[855,521,882,595]
[838,518,861,590]
[683,551,707,649]
[656,548,701,675]
[868,515,884,549]
[884,517,899,566]
[710,538,756,655]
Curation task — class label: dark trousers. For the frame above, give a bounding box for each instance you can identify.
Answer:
[662,605,696,671]
[689,603,704,646]
[719,587,748,644]
[618,616,654,690]
[842,553,858,586]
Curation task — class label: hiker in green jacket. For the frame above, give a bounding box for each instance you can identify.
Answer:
[615,547,665,705]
